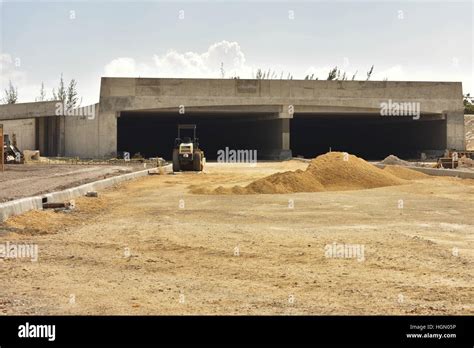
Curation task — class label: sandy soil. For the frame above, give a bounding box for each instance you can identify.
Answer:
[0,161,473,315]
[0,163,145,202]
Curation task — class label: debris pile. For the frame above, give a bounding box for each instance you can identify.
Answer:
[195,152,427,195]
[381,155,412,166]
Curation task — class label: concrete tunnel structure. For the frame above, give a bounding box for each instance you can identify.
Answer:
[0,78,466,160]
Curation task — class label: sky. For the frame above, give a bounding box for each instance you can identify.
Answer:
[0,0,472,105]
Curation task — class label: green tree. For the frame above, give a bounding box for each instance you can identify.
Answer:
[36,82,46,101]
[366,65,374,80]
[464,93,474,114]
[3,80,18,104]
[66,79,78,111]
[220,62,225,78]
[327,66,338,80]
[52,73,66,102]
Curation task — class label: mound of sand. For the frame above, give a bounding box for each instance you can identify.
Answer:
[245,169,325,194]
[381,154,411,166]
[307,152,405,190]
[199,152,409,195]
[383,165,430,180]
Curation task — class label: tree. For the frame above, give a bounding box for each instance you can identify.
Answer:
[3,80,18,104]
[36,82,46,101]
[66,79,79,111]
[327,66,338,80]
[52,73,66,102]
[464,93,474,114]
[366,65,374,80]
[220,62,225,78]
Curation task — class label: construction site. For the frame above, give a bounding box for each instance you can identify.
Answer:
[0,78,473,315]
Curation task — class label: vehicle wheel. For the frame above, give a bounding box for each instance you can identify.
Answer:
[193,152,202,171]
[172,149,180,172]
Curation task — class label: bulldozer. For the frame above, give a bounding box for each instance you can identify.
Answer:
[172,124,205,172]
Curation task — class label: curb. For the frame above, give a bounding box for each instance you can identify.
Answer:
[0,166,167,222]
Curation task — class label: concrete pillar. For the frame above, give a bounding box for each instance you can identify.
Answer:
[269,113,292,160]
[98,111,117,158]
[446,111,465,150]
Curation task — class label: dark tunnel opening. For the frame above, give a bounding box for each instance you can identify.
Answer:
[118,112,447,161]
[117,113,283,160]
[290,115,447,160]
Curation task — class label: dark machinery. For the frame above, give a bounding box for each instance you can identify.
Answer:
[3,134,24,164]
[172,124,205,172]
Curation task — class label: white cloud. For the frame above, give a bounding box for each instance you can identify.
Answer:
[104,57,138,77]
[0,53,27,89]
[104,40,251,78]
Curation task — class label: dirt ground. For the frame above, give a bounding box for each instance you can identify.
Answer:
[0,163,145,202]
[0,161,473,315]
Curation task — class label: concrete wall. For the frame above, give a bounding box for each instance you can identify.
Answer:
[97,78,464,158]
[99,78,462,115]
[0,101,59,120]
[65,104,100,158]
[0,79,465,159]
[0,118,36,151]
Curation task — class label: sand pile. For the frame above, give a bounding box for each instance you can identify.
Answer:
[381,154,411,166]
[306,152,405,190]
[198,152,409,195]
[383,165,430,180]
[245,169,325,194]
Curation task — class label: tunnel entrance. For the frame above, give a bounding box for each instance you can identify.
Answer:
[290,114,446,160]
[117,112,283,160]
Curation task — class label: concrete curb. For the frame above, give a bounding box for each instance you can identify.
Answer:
[0,196,44,222]
[0,165,169,222]
[374,163,474,179]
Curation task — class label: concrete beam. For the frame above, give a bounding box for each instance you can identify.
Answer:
[0,101,59,120]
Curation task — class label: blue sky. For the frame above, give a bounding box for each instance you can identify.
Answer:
[1,0,472,104]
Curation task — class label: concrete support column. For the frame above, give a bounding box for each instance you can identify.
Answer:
[446,111,465,150]
[270,114,292,160]
[98,111,117,158]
